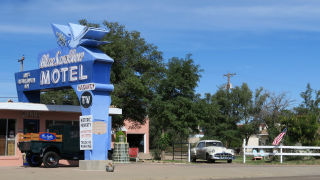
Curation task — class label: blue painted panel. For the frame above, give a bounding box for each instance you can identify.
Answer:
[40,133,56,141]
[15,23,115,161]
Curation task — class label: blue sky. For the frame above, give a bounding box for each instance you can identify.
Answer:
[1,0,320,106]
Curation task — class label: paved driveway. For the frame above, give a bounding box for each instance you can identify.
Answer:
[1,163,320,180]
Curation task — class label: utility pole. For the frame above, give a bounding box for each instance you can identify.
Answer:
[223,72,236,91]
[18,55,25,72]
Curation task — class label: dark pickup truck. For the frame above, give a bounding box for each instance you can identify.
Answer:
[18,125,83,168]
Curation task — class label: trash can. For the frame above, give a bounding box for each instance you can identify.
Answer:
[22,153,29,166]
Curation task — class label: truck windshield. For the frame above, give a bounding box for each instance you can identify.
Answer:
[206,142,223,147]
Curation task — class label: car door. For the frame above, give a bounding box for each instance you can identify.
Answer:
[196,142,205,159]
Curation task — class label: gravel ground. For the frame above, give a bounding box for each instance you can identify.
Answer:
[1,162,320,180]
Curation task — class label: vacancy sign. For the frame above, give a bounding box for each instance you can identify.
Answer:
[80,115,93,150]
[77,83,96,91]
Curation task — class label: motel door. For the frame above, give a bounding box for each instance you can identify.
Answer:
[127,134,145,153]
[23,119,39,134]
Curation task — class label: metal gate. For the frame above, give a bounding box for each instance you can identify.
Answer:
[166,142,190,161]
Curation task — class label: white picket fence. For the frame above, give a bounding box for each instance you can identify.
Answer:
[242,139,320,163]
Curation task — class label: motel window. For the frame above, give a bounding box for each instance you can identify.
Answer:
[46,120,79,137]
[46,120,78,129]
[46,120,73,129]
[0,119,16,156]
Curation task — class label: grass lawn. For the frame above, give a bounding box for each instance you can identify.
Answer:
[148,149,320,165]
[233,155,320,165]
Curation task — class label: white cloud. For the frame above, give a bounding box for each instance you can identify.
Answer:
[2,0,320,34]
[0,24,51,34]
[187,5,320,31]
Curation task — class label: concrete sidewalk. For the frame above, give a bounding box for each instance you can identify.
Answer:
[1,163,320,180]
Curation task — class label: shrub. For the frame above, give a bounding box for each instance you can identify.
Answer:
[115,131,126,142]
[151,149,161,160]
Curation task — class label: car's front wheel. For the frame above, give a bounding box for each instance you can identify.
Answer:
[206,154,214,163]
[43,151,60,168]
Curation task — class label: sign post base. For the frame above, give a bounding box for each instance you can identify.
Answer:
[79,160,113,171]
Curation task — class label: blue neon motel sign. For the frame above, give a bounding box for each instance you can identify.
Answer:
[15,23,114,160]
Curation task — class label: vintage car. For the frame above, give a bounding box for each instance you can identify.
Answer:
[191,140,235,163]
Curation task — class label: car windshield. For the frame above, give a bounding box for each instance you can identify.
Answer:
[206,142,223,147]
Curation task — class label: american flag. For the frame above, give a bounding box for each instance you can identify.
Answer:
[272,128,287,146]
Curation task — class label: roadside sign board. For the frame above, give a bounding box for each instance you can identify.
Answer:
[80,115,93,150]
[14,23,115,160]
[77,83,96,91]
[80,91,92,108]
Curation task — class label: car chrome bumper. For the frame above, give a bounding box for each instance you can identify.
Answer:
[211,153,235,160]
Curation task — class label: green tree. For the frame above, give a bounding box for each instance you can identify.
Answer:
[98,20,165,127]
[42,20,165,128]
[203,85,241,148]
[238,86,268,146]
[260,92,292,144]
[149,55,202,159]
[295,83,320,115]
[195,93,220,140]
[41,89,79,105]
[281,112,319,146]
[279,83,320,146]
[201,84,268,148]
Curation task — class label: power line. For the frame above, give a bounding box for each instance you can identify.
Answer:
[18,55,25,72]
[223,72,236,91]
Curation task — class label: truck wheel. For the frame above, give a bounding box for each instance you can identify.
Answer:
[26,153,42,167]
[43,151,60,168]
[191,157,196,162]
[227,159,232,163]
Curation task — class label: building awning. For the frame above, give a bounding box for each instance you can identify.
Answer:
[0,102,122,115]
